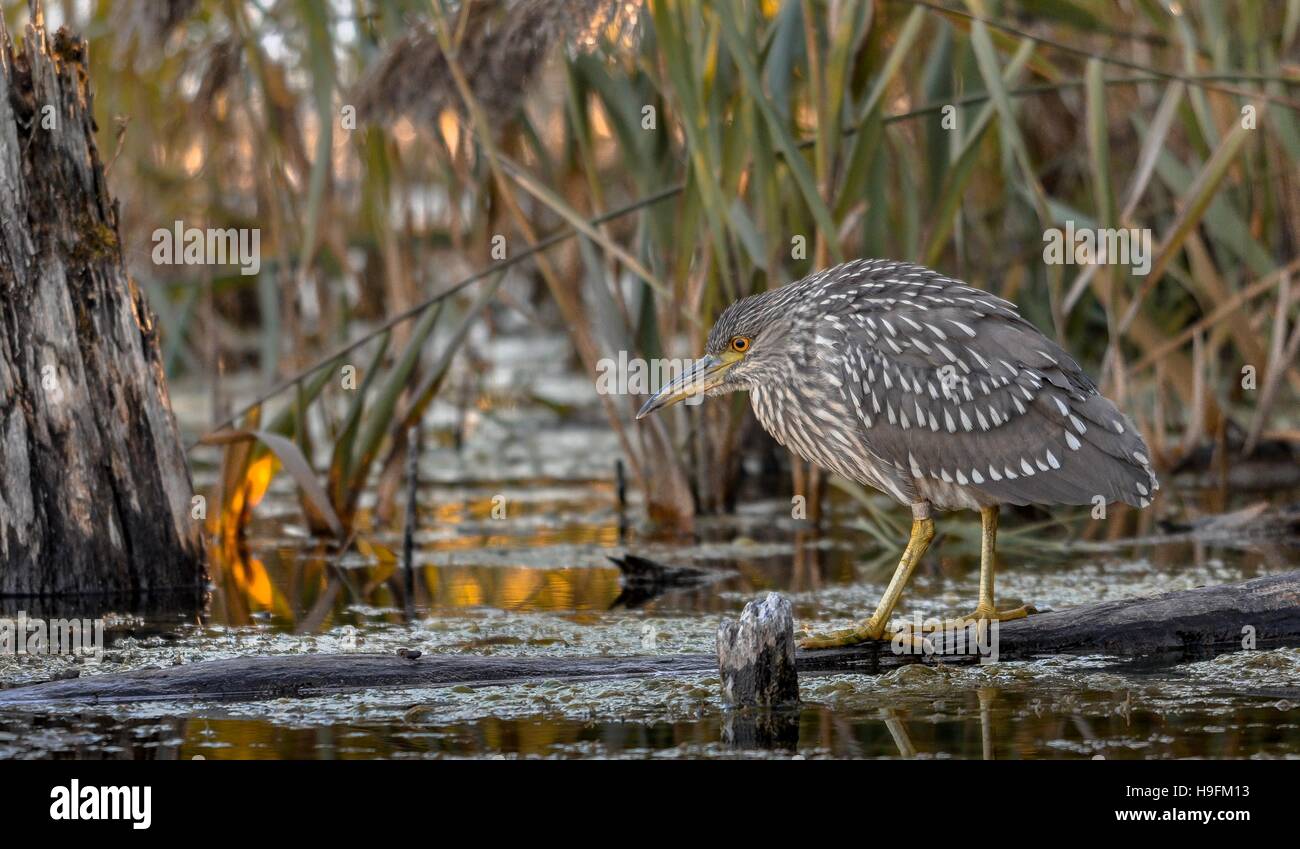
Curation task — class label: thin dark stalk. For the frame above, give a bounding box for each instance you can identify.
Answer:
[402,424,419,607]
[615,457,627,540]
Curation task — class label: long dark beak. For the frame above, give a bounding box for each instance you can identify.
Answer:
[636,353,736,419]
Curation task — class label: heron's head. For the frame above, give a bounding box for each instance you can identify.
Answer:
[636,290,795,419]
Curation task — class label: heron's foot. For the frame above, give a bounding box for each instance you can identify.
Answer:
[902,603,1037,633]
[798,619,933,653]
[798,617,884,649]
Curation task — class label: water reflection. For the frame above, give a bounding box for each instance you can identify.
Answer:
[202,502,1295,637]
[4,680,1295,760]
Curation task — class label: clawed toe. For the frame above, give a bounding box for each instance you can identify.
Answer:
[797,621,885,649]
[798,622,935,654]
[899,603,1038,634]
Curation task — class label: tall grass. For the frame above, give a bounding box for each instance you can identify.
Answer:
[15,0,1298,537]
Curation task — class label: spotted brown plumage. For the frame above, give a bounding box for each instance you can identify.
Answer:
[716,258,1157,511]
[637,258,1159,649]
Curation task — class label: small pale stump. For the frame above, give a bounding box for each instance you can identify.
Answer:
[716,592,800,747]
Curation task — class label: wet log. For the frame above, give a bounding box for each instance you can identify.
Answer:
[0,8,204,596]
[3,570,1299,706]
[609,553,718,608]
[610,554,712,587]
[0,652,720,705]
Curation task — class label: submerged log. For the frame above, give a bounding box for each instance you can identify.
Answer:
[610,554,712,587]
[0,652,719,705]
[3,570,1299,706]
[608,553,717,608]
[0,8,204,596]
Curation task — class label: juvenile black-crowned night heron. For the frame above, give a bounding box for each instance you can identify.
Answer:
[637,259,1158,649]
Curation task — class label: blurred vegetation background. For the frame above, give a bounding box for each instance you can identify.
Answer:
[7,0,1298,541]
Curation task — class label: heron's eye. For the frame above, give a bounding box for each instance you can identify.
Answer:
[730,337,751,353]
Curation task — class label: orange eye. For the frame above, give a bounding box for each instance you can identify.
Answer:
[730,337,750,353]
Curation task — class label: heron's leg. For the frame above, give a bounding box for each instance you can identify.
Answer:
[905,506,1034,633]
[798,511,936,649]
[965,505,1036,621]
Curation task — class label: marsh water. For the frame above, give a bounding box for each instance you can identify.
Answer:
[2,337,1298,760]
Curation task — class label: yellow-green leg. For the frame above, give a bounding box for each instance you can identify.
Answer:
[799,512,936,649]
[908,506,1034,633]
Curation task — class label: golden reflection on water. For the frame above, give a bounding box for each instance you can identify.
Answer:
[206,542,630,629]
[204,488,633,628]
[431,565,621,611]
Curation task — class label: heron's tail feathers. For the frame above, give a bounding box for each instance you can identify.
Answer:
[1063,392,1158,509]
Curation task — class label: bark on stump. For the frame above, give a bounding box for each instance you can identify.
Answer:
[0,11,205,597]
[717,592,801,748]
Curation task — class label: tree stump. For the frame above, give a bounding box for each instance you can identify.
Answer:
[0,8,205,597]
[716,592,801,748]
[717,592,801,707]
